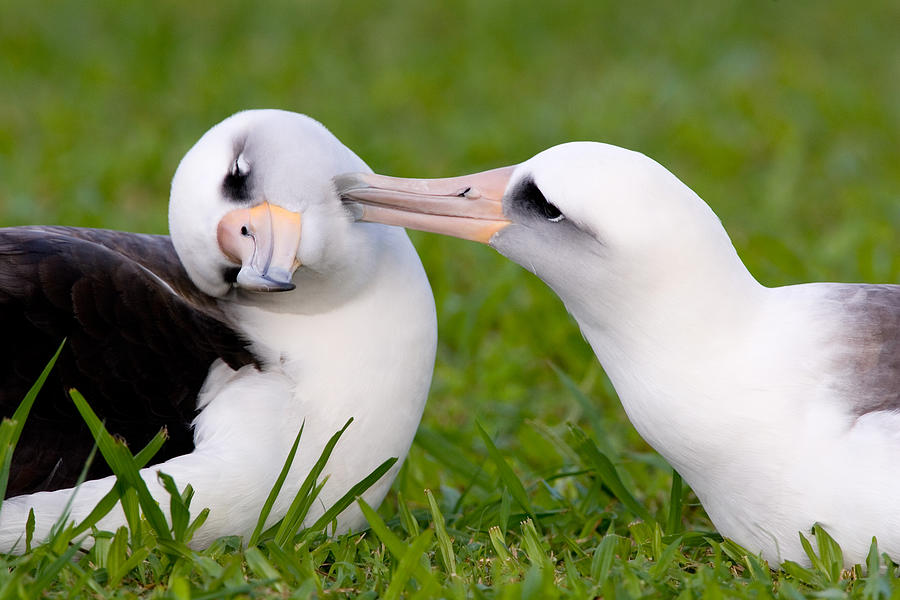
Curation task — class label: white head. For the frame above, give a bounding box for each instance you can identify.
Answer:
[336,142,755,329]
[169,110,378,301]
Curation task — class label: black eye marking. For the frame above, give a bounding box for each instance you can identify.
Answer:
[223,266,240,285]
[511,177,563,222]
[222,154,251,202]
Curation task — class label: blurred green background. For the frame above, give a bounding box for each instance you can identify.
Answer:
[2,0,899,517]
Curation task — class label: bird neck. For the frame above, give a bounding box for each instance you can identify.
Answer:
[219,226,437,531]
[567,242,771,477]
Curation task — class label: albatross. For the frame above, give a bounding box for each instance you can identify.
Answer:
[336,141,900,566]
[0,109,436,552]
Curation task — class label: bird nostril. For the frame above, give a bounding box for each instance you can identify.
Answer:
[457,186,481,199]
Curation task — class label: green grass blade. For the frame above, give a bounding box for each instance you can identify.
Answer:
[590,534,619,583]
[357,497,437,592]
[811,523,843,583]
[300,456,398,541]
[134,427,169,467]
[568,426,653,523]
[665,470,684,534]
[499,488,511,535]
[425,488,455,576]
[649,534,684,579]
[270,478,327,545]
[414,427,492,490]
[396,491,420,537]
[274,419,353,546]
[475,421,536,521]
[24,543,81,596]
[69,389,172,541]
[157,472,190,541]
[248,422,304,547]
[244,546,284,592]
[0,421,18,515]
[24,509,35,553]
[489,526,514,564]
[356,496,410,558]
[549,363,618,458]
[184,508,210,543]
[0,341,65,506]
[10,341,65,449]
[70,427,168,538]
[520,518,552,571]
[382,529,435,600]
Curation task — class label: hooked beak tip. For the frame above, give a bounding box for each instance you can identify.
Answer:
[235,267,296,292]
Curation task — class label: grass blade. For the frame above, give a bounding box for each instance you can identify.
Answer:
[475,421,536,521]
[382,529,435,600]
[666,470,684,534]
[590,534,619,583]
[70,427,168,537]
[300,456,398,540]
[357,497,437,591]
[396,491,420,537]
[25,543,81,596]
[69,389,172,541]
[10,341,65,449]
[568,426,653,523]
[0,341,65,506]
[489,526,514,564]
[549,363,618,458]
[520,518,552,571]
[248,422,304,546]
[425,488,455,576]
[273,419,353,546]
[414,427,492,490]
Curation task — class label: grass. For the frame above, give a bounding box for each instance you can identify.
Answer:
[2,0,900,597]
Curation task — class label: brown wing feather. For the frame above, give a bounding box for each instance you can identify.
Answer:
[0,226,259,496]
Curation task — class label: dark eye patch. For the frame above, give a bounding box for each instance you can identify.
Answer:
[222,266,240,285]
[222,155,251,202]
[510,177,562,221]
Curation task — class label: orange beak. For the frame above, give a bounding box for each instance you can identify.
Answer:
[216,202,302,292]
[334,166,516,243]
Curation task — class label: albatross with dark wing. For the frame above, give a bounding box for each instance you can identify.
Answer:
[0,110,436,552]
[337,142,900,566]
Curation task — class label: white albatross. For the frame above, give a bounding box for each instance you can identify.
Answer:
[0,110,436,552]
[336,141,900,566]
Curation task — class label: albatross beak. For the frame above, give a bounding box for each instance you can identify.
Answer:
[334,166,516,243]
[217,202,302,292]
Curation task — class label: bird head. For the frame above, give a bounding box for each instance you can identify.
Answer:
[169,109,376,299]
[335,142,739,321]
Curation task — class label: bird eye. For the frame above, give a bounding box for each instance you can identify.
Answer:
[513,178,564,222]
[231,154,250,177]
[223,154,251,202]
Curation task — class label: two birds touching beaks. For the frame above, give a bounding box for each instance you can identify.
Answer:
[2,109,898,568]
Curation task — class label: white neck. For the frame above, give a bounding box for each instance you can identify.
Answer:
[566,233,770,479]
[219,226,437,534]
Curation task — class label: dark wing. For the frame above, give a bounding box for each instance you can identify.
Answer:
[823,283,900,416]
[0,226,258,496]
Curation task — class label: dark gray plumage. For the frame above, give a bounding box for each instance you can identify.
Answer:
[0,226,258,496]
[824,284,900,416]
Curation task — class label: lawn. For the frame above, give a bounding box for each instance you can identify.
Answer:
[2,1,900,597]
